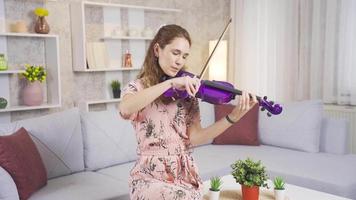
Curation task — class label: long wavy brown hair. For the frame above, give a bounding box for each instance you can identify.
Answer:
[137,24,191,89]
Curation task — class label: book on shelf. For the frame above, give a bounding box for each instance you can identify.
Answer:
[86,42,109,69]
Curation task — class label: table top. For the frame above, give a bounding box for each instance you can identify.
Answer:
[203,175,351,200]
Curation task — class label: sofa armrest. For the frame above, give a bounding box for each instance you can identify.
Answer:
[0,166,19,200]
[320,117,350,154]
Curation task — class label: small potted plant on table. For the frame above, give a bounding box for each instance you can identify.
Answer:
[273,177,285,200]
[209,176,223,200]
[231,158,269,200]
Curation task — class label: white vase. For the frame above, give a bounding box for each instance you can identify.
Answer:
[274,189,285,200]
[209,190,220,200]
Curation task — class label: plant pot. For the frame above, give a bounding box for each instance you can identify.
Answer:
[241,185,259,200]
[34,16,50,34]
[112,89,121,98]
[209,189,220,200]
[0,97,7,109]
[22,81,43,106]
[274,189,285,200]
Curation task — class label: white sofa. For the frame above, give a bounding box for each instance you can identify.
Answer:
[0,100,356,200]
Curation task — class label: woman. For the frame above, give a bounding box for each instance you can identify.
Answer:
[119,24,257,199]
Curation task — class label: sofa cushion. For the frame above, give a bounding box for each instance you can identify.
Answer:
[0,108,85,179]
[81,109,137,171]
[96,161,135,183]
[0,128,47,200]
[28,171,129,200]
[213,104,259,145]
[193,144,356,199]
[0,166,20,200]
[198,101,215,145]
[258,100,323,152]
[320,117,349,154]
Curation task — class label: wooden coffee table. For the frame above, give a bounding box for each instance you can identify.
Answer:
[203,175,351,200]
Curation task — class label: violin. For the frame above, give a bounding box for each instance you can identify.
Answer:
[162,19,283,117]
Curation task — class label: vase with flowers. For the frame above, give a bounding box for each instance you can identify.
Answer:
[34,7,50,34]
[21,64,46,106]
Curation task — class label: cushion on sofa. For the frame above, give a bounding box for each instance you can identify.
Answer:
[258,100,323,152]
[198,101,215,146]
[0,108,85,179]
[80,109,137,171]
[0,128,47,200]
[28,171,129,200]
[213,104,259,145]
[320,117,350,154]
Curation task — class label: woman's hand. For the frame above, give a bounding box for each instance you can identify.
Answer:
[228,91,258,122]
[169,76,201,97]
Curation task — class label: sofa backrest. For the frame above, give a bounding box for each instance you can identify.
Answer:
[0,108,85,179]
[320,117,350,154]
[80,109,138,171]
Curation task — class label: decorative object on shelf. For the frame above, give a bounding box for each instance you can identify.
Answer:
[231,158,269,200]
[0,97,8,109]
[112,26,126,37]
[142,27,154,38]
[128,27,140,37]
[110,80,121,99]
[0,54,8,71]
[273,177,286,200]
[10,20,28,33]
[123,50,133,68]
[21,64,46,106]
[209,176,222,200]
[34,7,50,34]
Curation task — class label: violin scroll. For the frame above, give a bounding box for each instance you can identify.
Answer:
[259,96,283,117]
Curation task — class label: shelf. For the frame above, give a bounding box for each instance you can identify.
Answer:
[0,32,59,38]
[75,67,141,72]
[0,69,25,74]
[101,36,153,40]
[87,98,121,105]
[0,104,61,113]
[83,1,181,12]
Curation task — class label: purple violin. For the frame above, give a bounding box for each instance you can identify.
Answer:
[162,18,283,117]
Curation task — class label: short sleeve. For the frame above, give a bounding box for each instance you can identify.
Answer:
[119,79,142,121]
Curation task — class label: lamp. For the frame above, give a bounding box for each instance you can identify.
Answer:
[208,40,227,81]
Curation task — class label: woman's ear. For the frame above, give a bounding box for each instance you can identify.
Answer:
[153,43,160,57]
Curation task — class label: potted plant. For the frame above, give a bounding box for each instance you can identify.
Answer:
[231,158,269,200]
[21,64,46,106]
[273,177,285,200]
[209,176,223,200]
[34,7,50,34]
[0,97,7,109]
[110,80,121,98]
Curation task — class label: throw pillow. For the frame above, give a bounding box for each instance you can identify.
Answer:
[213,104,260,145]
[258,100,323,153]
[0,127,47,200]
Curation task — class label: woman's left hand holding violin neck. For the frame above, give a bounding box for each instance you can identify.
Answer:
[169,75,201,97]
[228,91,258,122]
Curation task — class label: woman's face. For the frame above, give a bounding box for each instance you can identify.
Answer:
[155,37,190,77]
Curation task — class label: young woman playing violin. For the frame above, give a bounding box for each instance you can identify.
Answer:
[119,24,257,200]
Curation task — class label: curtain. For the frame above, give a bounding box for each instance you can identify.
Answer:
[230,0,356,105]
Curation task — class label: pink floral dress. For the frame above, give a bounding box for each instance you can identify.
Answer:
[120,79,203,200]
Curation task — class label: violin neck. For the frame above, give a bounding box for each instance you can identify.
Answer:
[203,80,262,101]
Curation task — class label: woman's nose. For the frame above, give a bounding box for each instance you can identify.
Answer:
[175,57,184,66]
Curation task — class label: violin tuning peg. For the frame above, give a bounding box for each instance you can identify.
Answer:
[261,107,266,111]
[269,101,274,105]
[267,112,272,117]
[263,96,268,100]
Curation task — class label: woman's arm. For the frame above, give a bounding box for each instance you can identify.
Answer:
[119,80,172,117]
[119,76,201,118]
[188,91,257,146]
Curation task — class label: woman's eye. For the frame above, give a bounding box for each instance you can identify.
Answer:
[173,52,179,56]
